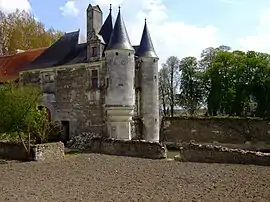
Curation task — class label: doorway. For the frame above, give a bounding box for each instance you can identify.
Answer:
[61,121,70,144]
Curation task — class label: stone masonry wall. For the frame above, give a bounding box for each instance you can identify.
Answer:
[0,141,65,162]
[161,117,270,145]
[32,142,65,162]
[20,63,106,138]
[69,136,167,159]
[175,143,270,166]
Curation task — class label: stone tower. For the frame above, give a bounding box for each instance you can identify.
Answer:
[105,7,135,140]
[136,20,159,142]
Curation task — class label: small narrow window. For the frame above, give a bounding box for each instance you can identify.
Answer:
[91,69,99,89]
[106,77,109,88]
[154,75,157,80]
[92,47,97,57]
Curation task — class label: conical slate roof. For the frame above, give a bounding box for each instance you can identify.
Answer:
[99,5,113,44]
[106,7,134,51]
[136,20,157,58]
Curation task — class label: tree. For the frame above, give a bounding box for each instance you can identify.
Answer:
[0,9,63,56]
[159,67,170,116]
[0,82,49,156]
[179,57,205,115]
[159,56,181,117]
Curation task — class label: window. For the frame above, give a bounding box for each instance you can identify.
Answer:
[91,69,99,89]
[92,47,97,57]
[106,77,109,88]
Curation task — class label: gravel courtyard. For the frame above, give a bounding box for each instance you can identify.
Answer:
[0,153,269,202]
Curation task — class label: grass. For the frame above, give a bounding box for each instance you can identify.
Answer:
[167,150,179,159]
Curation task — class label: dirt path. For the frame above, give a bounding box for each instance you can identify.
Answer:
[0,154,269,202]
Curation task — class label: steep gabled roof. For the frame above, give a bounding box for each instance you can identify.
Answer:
[136,20,157,58]
[106,7,134,51]
[22,30,80,71]
[0,47,47,82]
[99,5,113,44]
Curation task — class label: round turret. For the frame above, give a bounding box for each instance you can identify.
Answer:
[136,20,159,142]
[104,7,135,140]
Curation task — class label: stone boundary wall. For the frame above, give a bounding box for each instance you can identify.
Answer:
[70,137,167,159]
[0,141,65,162]
[174,143,270,166]
[161,116,270,145]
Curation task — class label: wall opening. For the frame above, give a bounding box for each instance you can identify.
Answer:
[61,121,70,144]
[38,106,51,122]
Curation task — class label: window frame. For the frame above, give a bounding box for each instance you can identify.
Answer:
[90,69,99,90]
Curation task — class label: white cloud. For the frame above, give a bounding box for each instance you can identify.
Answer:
[238,8,270,53]
[0,0,31,13]
[61,0,221,63]
[60,1,79,17]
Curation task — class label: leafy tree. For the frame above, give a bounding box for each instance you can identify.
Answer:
[0,82,49,155]
[160,56,181,117]
[159,67,171,116]
[179,57,205,115]
[0,9,63,56]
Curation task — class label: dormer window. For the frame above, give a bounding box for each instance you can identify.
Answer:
[92,47,97,57]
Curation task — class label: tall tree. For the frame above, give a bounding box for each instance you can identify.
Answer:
[160,56,181,117]
[179,57,205,115]
[159,67,170,116]
[0,9,63,56]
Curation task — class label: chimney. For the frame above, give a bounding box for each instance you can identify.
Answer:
[86,4,103,41]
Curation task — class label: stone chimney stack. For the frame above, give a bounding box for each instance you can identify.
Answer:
[86,4,103,43]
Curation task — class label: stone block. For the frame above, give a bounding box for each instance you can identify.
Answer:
[31,142,65,162]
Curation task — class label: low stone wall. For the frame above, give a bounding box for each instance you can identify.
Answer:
[161,116,270,145]
[0,141,65,162]
[69,136,167,159]
[0,142,28,160]
[32,142,65,162]
[174,143,270,166]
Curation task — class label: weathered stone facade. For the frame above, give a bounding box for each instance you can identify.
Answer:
[19,4,159,142]
[20,63,106,140]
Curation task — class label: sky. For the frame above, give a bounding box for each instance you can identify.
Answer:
[1,0,270,64]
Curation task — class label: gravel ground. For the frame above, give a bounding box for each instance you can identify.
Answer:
[0,154,269,202]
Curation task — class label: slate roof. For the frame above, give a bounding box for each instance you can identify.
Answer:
[136,20,157,58]
[18,5,152,72]
[106,8,134,51]
[0,47,46,82]
[22,30,80,71]
[99,6,113,44]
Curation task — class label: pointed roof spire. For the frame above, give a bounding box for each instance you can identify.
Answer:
[106,6,134,51]
[99,4,113,44]
[136,19,158,58]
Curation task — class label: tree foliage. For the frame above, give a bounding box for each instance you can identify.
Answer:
[0,9,63,56]
[159,56,180,117]
[160,45,270,118]
[0,82,50,155]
